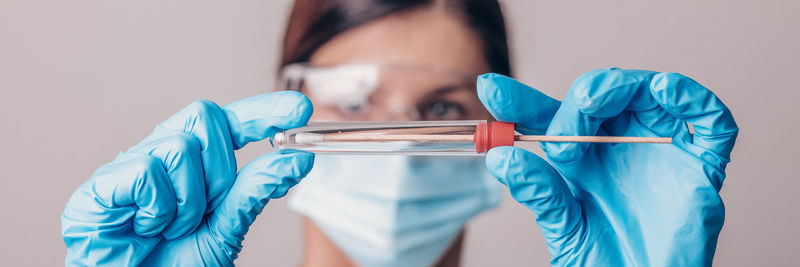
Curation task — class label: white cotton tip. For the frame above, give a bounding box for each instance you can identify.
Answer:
[293,133,324,144]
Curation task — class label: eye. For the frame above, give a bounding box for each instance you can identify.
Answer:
[419,101,467,120]
[337,103,370,118]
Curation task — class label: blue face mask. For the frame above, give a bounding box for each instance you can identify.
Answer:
[288,154,500,267]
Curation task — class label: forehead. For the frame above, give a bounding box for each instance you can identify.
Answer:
[309,7,489,75]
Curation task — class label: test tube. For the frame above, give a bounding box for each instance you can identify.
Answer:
[270,120,672,156]
[271,120,496,155]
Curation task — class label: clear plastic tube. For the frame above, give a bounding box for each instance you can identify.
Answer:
[270,120,672,155]
[271,120,485,155]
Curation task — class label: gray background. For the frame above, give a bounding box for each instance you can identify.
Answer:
[1,0,798,266]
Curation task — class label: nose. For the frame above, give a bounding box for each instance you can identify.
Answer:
[385,106,420,121]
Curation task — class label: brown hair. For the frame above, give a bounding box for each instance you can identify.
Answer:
[279,0,511,76]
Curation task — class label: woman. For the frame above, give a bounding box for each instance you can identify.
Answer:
[62,0,738,265]
[277,0,510,266]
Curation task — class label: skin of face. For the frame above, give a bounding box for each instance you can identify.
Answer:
[296,5,493,267]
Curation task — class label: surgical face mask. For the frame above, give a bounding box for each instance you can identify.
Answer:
[288,155,500,267]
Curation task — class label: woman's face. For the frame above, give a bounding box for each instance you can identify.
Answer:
[305,7,491,121]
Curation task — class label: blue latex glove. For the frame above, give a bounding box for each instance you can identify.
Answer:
[478,70,738,266]
[61,91,314,266]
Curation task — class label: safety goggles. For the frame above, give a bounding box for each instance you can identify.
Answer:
[280,62,485,121]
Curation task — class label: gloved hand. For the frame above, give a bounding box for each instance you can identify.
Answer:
[61,91,314,266]
[477,69,738,266]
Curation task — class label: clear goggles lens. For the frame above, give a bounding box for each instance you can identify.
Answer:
[280,62,481,121]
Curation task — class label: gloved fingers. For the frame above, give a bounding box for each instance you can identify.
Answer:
[145,99,238,214]
[543,69,662,163]
[650,72,739,169]
[79,153,178,237]
[630,107,684,138]
[223,91,313,149]
[485,147,584,246]
[477,73,561,134]
[143,91,313,214]
[129,134,207,240]
[596,107,683,141]
[204,150,314,259]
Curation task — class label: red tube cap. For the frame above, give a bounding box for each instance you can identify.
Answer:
[474,121,515,153]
